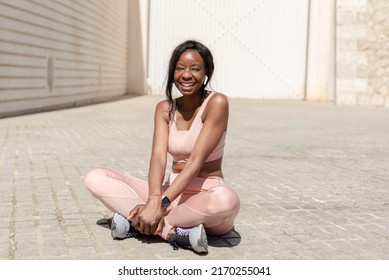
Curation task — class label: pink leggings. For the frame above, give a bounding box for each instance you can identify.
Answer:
[84,167,240,239]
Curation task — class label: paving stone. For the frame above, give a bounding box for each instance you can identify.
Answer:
[0,96,388,260]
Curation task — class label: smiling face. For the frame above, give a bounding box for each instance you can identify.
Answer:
[174,49,206,96]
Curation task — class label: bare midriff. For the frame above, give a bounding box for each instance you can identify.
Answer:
[171,157,224,178]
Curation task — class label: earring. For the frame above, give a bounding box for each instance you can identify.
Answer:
[203,75,208,85]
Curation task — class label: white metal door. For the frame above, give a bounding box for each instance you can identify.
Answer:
[147,0,309,99]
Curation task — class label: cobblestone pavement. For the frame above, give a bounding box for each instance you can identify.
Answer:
[0,95,388,260]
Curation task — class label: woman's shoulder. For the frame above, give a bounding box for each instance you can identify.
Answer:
[155,99,170,110]
[207,91,229,108]
[202,91,229,122]
[155,99,171,122]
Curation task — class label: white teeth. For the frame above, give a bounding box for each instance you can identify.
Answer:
[181,83,194,87]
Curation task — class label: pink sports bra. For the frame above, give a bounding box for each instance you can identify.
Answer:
[168,92,226,163]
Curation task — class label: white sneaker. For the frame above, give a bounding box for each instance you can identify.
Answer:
[110,213,139,239]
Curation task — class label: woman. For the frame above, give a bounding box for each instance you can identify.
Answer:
[84,40,240,254]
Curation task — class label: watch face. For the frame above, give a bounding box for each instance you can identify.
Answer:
[162,196,171,208]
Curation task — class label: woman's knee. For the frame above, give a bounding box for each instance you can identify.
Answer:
[208,186,240,214]
[84,167,107,193]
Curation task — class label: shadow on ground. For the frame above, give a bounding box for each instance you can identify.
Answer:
[96,218,241,248]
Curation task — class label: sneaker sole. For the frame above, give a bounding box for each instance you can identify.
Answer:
[189,224,208,253]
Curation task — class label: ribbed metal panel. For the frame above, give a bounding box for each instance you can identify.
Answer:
[148,0,309,99]
[0,0,128,116]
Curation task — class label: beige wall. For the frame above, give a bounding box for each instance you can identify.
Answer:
[127,0,148,95]
[0,0,129,117]
[305,0,335,102]
[336,0,389,107]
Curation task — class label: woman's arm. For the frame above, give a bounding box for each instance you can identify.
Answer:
[129,100,169,235]
[163,93,229,201]
[148,100,170,195]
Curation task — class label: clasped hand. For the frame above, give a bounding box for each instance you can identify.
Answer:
[128,202,164,236]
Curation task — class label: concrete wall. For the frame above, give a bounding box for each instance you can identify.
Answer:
[0,0,129,117]
[305,0,336,103]
[126,0,148,96]
[336,0,389,107]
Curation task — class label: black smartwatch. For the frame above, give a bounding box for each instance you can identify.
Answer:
[161,196,171,208]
